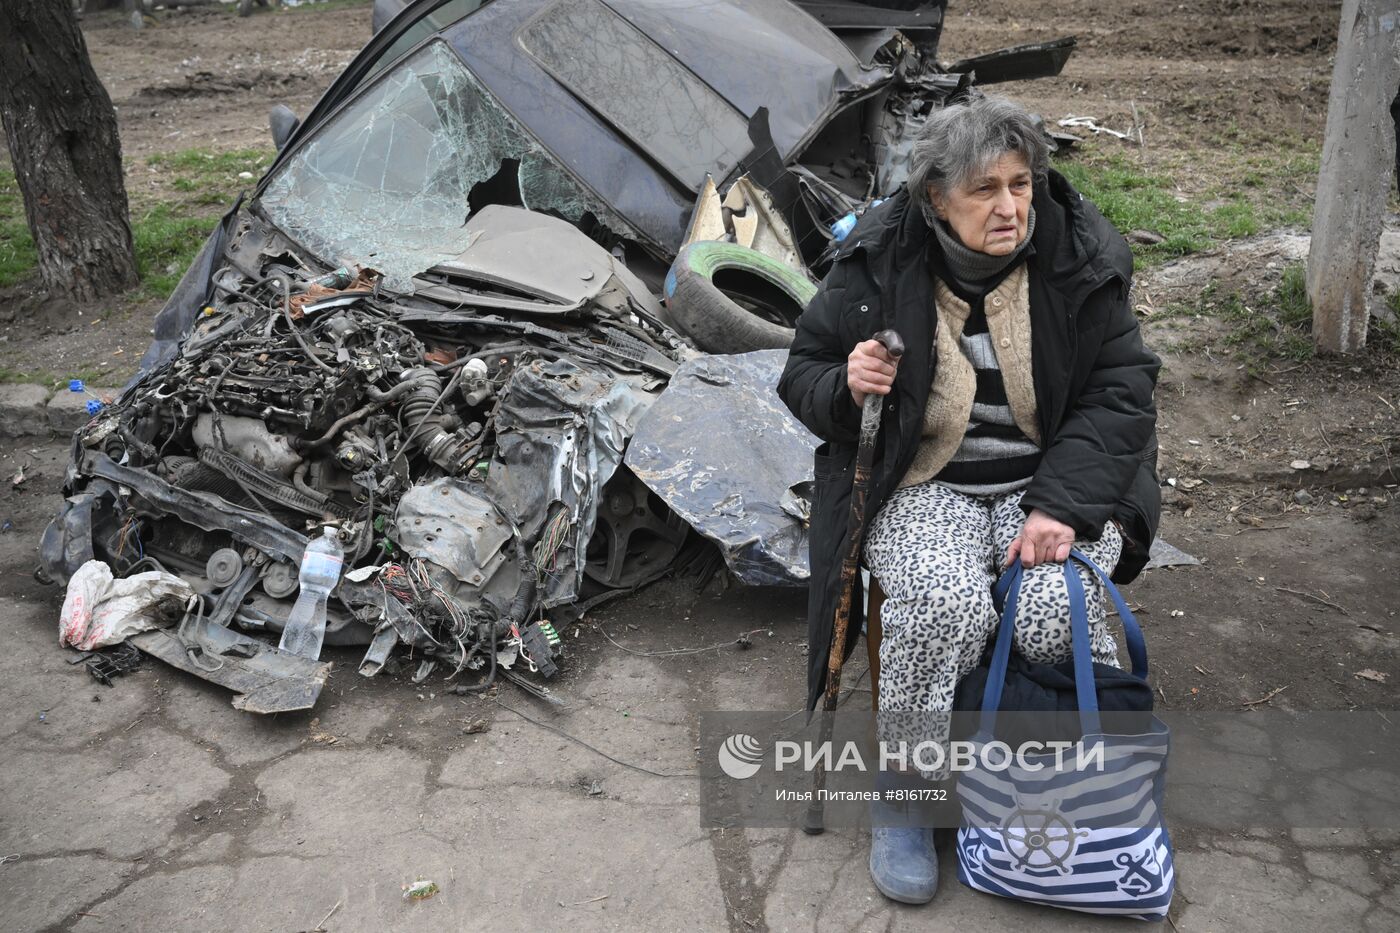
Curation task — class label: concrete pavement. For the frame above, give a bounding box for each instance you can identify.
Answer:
[0,437,1396,931]
[2,587,1396,931]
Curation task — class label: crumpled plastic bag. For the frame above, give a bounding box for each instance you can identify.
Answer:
[59,559,195,651]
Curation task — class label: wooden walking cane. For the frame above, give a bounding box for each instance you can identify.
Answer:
[804,329,904,835]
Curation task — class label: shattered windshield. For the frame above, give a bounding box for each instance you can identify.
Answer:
[260,40,635,292]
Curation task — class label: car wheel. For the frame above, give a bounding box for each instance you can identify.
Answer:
[663,241,817,354]
[584,469,689,590]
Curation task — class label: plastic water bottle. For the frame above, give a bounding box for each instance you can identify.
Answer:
[830,212,858,242]
[278,526,344,660]
[830,198,887,243]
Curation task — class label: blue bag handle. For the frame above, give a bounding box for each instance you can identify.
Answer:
[982,548,1151,737]
[1068,547,1149,679]
[1062,555,1103,736]
[979,559,1026,734]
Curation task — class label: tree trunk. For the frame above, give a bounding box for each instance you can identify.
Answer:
[0,0,138,302]
[1307,0,1400,354]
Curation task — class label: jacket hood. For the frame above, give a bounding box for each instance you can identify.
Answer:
[1029,169,1134,307]
[837,169,1132,306]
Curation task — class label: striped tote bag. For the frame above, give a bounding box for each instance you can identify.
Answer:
[955,550,1175,921]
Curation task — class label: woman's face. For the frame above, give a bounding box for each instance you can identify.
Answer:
[928,152,1033,256]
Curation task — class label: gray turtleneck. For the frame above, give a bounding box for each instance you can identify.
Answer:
[931,205,1036,295]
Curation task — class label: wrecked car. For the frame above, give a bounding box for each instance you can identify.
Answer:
[41,0,1076,712]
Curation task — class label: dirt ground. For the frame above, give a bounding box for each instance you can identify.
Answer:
[82,3,365,163]
[1,1,1398,930]
[939,0,1337,146]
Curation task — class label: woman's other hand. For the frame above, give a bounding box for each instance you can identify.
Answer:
[847,339,897,406]
[1007,509,1075,568]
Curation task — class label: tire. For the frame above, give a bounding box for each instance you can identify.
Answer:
[663,241,818,354]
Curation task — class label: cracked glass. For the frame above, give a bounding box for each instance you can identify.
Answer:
[519,0,752,192]
[357,0,485,93]
[260,40,635,292]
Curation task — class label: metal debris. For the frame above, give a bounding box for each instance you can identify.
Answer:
[625,351,817,585]
[84,642,144,686]
[1144,539,1202,570]
[1058,115,1137,142]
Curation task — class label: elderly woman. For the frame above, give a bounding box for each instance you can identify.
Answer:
[777,95,1160,904]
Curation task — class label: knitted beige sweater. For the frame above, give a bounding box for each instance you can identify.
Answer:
[897,263,1043,489]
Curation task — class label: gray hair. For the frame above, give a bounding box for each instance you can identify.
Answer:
[906,95,1050,226]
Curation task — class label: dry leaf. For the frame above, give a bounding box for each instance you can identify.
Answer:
[1355,669,1389,684]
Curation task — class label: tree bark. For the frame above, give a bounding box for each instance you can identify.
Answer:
[1307,0,1400,354]
[0,0,139,302]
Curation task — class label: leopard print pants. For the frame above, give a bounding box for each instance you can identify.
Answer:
[863,481,1123,779]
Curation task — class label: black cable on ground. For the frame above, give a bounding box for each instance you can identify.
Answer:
[492,698,696,780]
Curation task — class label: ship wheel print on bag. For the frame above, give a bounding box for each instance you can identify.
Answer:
[1000,799,1090,874]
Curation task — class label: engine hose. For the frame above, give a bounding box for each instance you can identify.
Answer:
[401,367,464,452]
[291,461,329,505]
[363,381,416,404]
[348,482,375,563]
[301,381,415,450]
[398,367,444,430]
[118,426,159,460]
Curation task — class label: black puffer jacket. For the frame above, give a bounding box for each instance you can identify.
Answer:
[778,171,1161,711]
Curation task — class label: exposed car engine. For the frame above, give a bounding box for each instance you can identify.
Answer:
[44,207,696,709]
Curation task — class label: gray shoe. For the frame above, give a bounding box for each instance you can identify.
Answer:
[869,824,939,903]
[869,769,939,904]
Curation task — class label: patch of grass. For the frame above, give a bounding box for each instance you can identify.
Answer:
[0,366,114,388]
[0,167,38,288]
[0,194,214,300]
[1054,155,1211,264]
[139,151,263,296]
[1234,145,1320,230]
[1276,264,1311,327]
[132,203,220,300]
[1054,140,1321,266]
[1209,201,1260,239]
[1169,265,1316,369]
[0,147,269,298]
[134,147,272,298]
[146,147,271,207]
[0,366,41,383]
[147,148,267,174]
[1173,267,1400,367]
[1279,148,1323,181]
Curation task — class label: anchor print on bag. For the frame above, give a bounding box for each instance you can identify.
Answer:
[1115,847,1163,895]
